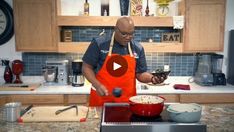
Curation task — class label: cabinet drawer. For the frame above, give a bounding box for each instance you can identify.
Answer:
[180,94,234,103]
[158,94,180,102]
[67,95,89,104]
[9,95,64,105]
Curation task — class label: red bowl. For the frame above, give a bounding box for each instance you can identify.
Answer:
[129,95,165,117]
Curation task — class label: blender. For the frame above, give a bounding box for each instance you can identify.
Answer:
[211,54,226,85]
[194,54,213,86]
[194,53,226,86]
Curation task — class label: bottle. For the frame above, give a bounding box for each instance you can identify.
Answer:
[101,0,109,16]
[2,60,13,83]
[145,0,149,16]
[104,10,107,16]
[84,0,89,16]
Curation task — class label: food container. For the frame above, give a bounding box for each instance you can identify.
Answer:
[129,95,165,117]
[167,103,202,123]
[3,102,22,122]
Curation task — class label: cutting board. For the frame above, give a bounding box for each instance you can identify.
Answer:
[0,83,40,91]
[19,105,89,122]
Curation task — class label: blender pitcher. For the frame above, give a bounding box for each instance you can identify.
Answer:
[194,54,214,86]
[211,54,226,85]
[211,54,224,73]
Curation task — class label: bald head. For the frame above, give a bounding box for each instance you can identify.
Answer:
[114,17,135,46]
[116,17,134,30]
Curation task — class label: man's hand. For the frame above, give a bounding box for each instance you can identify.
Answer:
[95,84,109,96]
[136,72,168,84]
[82,62,109,96]
[151,74,168,84]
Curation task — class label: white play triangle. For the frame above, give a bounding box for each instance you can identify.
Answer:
[113,62,121,70]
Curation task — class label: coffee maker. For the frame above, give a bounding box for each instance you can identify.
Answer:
[71,60,84,87]
[194,54,226,86]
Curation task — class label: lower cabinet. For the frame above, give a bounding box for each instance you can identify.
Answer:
[1,93,234,106]
[180,94,234,103]
[157,94,180,103]
[158,94,234,104]
[0,95,89,106]
[0,96,10,106]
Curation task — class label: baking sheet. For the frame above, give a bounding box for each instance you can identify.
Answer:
[20,105,88,122]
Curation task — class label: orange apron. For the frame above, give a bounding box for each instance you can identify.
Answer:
[89,32,136,106]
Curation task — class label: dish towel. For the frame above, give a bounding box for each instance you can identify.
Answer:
[173,16,184,29]
[173,84,190,90]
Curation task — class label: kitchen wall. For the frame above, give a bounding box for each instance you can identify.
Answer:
[222,0,234,75]
[22,26,195,76]
[0,0,234,80]
[0,0,21,83]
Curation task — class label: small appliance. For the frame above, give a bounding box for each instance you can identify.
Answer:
[194,54,226,86]
[43,60,68,85]
[211,54,226,85]
[71,60,84,87]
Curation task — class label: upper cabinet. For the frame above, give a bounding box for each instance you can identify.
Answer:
[179,0,226,52]
[13,0,226,53]
[13,0,57,52]
[13,0,183,53]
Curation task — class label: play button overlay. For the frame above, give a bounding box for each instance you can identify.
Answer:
[106,55,128,77]
[114,62,121,70]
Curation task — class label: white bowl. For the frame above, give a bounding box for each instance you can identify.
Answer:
[167,103,202,123]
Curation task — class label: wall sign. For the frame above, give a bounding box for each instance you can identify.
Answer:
[161,32,180,42]
[0,0,14,45]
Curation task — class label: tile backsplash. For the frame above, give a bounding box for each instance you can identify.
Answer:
[22,27,196,76]
[22,52,197,76]
[62,27,179,42]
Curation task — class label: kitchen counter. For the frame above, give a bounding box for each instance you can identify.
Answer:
[0,104,234,132]
[0,76,234,95]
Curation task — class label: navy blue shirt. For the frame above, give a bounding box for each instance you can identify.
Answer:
[82,34,147,74]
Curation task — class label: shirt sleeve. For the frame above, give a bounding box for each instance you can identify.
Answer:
[136,47,147,73]
[82,39,100,68]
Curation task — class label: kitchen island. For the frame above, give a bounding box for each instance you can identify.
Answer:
[0,104,234,132]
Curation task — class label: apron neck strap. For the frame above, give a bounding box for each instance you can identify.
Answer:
[108,32,115,56]
[108,32,133,57]
[128,42,133,57]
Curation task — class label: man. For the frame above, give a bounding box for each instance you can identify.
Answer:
[82,17,167,106]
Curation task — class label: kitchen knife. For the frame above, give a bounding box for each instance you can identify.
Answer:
[20,104,33,116]
[8,85,29,87]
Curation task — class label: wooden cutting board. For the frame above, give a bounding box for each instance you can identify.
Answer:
[0,83,40,91]
[19,105,89,122]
